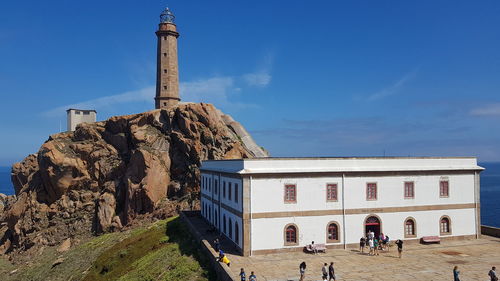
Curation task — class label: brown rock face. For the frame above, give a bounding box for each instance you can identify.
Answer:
[0,103,267,257]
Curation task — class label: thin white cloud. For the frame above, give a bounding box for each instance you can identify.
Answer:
[42,52,274,116]
[180,76,234,104]
[242,72,272,87]
[42,86,154,117]
[43,74,257,117]
[367,68,418,101]
[242,51,274,87]
[469,103,500,116]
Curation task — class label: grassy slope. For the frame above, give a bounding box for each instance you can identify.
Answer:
[1,216,216,281]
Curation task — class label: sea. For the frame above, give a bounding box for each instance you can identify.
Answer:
[0,163,499,227]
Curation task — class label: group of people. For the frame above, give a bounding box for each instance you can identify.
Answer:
[214,238,231,267]
[239,268,257,281]
[359,231,392,256]
[298,261,336,281]
[453,266,497,281]
[214,238,258,280]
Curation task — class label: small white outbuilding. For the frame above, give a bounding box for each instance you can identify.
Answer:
[66,108,97,131]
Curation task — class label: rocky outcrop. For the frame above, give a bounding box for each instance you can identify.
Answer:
[0,103,268,257]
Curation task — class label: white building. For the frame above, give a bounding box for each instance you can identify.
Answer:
[200,157,483,256]
[66,108,97,131]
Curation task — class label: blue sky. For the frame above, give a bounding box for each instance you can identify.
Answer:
[0,0,499,166]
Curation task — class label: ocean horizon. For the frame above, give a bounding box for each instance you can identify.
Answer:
[1,163,500,227]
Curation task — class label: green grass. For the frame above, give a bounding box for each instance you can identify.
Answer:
[3,216,215,281]
[5,230,131,281]
[82,216,216,281]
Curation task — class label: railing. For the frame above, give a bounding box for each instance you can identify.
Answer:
[481,225,500,238]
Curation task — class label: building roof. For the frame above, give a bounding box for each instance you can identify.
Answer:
[66,108,97,113]
[201,157,484,174]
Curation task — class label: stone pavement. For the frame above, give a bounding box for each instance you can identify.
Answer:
[186,213,500,281]
[226,237,500,281]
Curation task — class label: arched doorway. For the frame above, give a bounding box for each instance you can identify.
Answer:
[365,215,382,238]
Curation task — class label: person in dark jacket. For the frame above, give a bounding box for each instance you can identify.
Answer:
[328,262,336,280]
[453,266,460,281]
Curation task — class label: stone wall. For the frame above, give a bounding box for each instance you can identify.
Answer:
[180,211,235,281]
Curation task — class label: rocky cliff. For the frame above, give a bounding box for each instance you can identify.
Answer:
[0,103,267,257]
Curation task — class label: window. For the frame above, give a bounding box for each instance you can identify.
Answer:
[214,180,218,195]
[440,216,451,235]
[229,218,233,239]
[163,52,167,57]
[284,224,298,246]
[326,222,340,242]
[208,179,211,192]
[326,183,338,201]
[235,222,239,244]
[284,184,297,203]
[163,102,167,106]
[440,180,449,197]
[163,69,168,73]
[404,218,416,238]
[215,209,218,227]
[163,36,166,40]
[366,183,377,200]
[228,182,232,200]
[223,215,227,234]
[83,111,90,115]
[223,182,226,198]
[234,184,238,203]
[75,111,81,115]
[208,205,211,221]
[404,182,414,199]
[163,85,167,90]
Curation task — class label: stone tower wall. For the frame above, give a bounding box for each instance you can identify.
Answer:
[155,23,180,109]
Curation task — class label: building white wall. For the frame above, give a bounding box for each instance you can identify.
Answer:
[67,109,96,131]
[219,176,243,212]
[251,176,344,213]
[251,215,344,251]
[343,173,475,209]
[250,173,475,213]
[200,172,243,249]
[220,208,243,248]
[343,209,476,244]
[251,209,476,251]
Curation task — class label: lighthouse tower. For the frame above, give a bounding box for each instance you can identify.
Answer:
[155,8,180,109]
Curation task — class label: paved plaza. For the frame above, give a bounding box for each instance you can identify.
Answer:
[187,214,500,281]
[226,237,500,281]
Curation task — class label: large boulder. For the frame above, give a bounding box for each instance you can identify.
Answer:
[1,103,268,257]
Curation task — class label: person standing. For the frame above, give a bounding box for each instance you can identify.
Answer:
[328,262,336,281]
[395,239,403,258]
[359,237,366,253]
[453,266,460,281]
[249,271,257,281]
[368,238,374,256]
[384,235,390,251]
[214,238,220,252]
[322,263,328,281]
[299,261,307,281]
[239,268,246,281]
[489,266,498,281]
[374,238,380,256]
